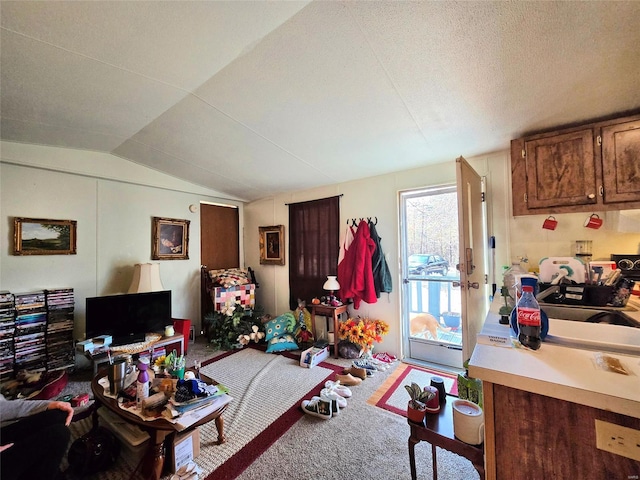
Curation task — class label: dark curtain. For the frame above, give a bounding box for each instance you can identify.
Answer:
[288,196,340,310]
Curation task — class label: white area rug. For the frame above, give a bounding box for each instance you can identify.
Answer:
[195,348,333,476]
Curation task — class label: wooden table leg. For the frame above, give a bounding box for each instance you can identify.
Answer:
[332,311,339,358]
[432,443,438,480]
[408,436,419,480]
[310,310,318,344]
[142,430,171,480]
[214,415,226,445]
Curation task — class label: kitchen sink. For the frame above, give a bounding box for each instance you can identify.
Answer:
[540,301,640,355]
[540,304,640,328]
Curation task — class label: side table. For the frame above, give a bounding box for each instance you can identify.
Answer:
[408,399,485,480]
[308,303,348,358]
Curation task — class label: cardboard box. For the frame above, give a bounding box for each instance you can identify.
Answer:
[93,334,112,347]
[170,428,200,473]
[299,346,329,369]
[76,339,94,352]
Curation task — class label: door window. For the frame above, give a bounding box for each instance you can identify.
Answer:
[400,186,462,367]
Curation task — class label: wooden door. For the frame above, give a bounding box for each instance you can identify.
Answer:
[456,156,488,362]
[200,204,239,270]
[601,118,640,204]
[524,128,598,209]
[200,204,239,319]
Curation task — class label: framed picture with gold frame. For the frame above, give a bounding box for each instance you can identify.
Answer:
[152,217,190,260]
[13,217,77,255]
[259,225,285,265]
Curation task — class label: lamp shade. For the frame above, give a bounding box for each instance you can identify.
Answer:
[128,263,164,293]
[323,275,340,291]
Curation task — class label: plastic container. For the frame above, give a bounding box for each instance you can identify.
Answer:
[503,261,527,308]
[136,358,150,407]
[516,285,542,350]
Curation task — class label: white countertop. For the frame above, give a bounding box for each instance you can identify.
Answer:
[469,296,640,419]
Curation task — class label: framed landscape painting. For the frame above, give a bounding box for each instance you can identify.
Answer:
[14,217,77,255]
[259,225,285,265]
[152,217,190,260]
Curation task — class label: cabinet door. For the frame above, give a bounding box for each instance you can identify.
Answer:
[601,118,640,204]
[524,129,598,209]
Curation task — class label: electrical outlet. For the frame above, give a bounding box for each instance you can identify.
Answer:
[595,419,640,461]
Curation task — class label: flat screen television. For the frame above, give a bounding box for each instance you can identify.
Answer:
[85,290,172,346]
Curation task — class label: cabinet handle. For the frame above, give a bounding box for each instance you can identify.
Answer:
[588,193,595,199]
[599,185,604,196]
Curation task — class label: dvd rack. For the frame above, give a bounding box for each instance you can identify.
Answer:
[14,291,47,373]
[0,291,15,379]
[45,288,75,372]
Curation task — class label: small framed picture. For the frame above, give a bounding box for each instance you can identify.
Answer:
[13,217,77,255]
[152,217,190,260]
[259,225,285,265]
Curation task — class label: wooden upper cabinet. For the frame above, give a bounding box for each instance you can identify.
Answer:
[524,129,597,209]
[511,112,640,216]
[601,118,640,204]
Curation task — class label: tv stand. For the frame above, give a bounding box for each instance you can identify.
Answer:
[89,334,184,374]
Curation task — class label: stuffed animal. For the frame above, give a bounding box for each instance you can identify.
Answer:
[294,299,314,344]
[250,325,265,342]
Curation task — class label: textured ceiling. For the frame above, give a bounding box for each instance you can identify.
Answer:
[2,1,640,202]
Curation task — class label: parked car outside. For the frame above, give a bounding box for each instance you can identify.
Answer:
[408,254,449,276]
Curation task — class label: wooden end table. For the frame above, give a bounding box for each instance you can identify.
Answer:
[309,303,348,358]
[408,398,485,480]
[91,370,227,480]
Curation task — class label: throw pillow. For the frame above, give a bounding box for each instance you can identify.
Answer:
[265,334,299,353]
[264,312,296,342]
[208,268,250,288]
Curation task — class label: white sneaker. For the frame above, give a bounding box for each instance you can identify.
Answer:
[324,380,352,398]
[301,396,332,419]
[320,388,347,415]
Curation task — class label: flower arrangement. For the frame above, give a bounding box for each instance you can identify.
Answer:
[203,303,266,350]
[154,350,185,371]
[337,317,390,351]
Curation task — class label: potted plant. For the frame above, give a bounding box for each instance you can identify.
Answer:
[404,382,435,423]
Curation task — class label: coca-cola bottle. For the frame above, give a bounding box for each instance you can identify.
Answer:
[516,285,541,350]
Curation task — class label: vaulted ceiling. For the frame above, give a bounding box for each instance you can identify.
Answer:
[2,1,640,201]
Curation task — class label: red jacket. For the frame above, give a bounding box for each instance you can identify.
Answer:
[338,220,377,309]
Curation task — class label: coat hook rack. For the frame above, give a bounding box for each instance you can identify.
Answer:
[347,216,378,227]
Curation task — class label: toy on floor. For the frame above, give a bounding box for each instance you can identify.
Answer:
[294,299,314,344]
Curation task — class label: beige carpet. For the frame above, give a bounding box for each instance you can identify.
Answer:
[195,348,333,476]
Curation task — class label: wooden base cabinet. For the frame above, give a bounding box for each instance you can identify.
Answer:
[482,382,640,479]
[511,112,640,216]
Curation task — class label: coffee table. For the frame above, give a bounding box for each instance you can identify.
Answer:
[91,369,227,480]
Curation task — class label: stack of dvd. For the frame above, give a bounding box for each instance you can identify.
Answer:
[0,291,15,378]
[14,291,47,372]
[45,288,75,372]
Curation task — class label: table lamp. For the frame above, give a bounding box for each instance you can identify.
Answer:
[128,263,164,293]
[323,275,341,306]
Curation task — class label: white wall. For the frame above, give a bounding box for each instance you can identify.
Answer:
[245,150,639,358]
[1,141,243,340]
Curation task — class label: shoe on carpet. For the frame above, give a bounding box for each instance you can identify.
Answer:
[373,352,397,363]
[301,396,332,419]
[353,358,383,372]
[335,373,362,386]
[324,380,352,398]
[343,366,369,379]
[320,388,347,415]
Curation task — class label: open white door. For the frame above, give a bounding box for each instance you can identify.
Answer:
[456,156,489,361]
